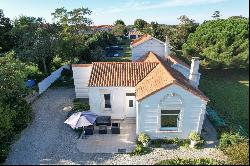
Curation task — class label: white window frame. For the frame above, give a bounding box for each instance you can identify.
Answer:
[160,110,180,131]
[100,90,112,111]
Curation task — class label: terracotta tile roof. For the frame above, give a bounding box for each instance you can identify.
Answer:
[85,52,208,101]
[136,52,190,69]
[88,62,158,87]
[135,52,209,101]
[130,34,152,47]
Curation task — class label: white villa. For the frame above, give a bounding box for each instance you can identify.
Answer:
[72,36,209,139]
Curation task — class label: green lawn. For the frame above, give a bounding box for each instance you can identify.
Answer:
[199,69,249,134]
[103,38,131,62]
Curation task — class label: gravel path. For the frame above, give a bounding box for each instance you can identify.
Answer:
[5,88,226,165]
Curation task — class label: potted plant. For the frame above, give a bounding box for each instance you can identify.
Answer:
[188,132,202,148]
[138,133,150,147]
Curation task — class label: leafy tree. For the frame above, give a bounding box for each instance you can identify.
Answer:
[52,7,92,34]
[174,15,198,49]
[0,51,28,103]
[134,19,147,31]
[0,9,14,53]
[182,17,249,69]
[114,19,125,26]
[212,11,221,19]
[12,16,59,74]
[229,15,247,19]
[0,51,32,162]
[112,24,126,37]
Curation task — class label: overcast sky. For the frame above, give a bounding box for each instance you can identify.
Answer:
[0,0,249,25]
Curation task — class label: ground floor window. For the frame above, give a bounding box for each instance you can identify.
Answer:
[104,94,111,108]
[160,110,180,131]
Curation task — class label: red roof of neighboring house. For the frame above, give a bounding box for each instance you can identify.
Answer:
[130,34,153,47]
[90,25,114,30]
[129,30,143,35]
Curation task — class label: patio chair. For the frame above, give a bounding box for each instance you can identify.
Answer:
[99,125,107,134]
[111,122,120,134]
[96,116,111,126]
[84,125,94,135]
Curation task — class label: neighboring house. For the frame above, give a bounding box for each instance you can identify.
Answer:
[72,52,209,139]
[92,25,114,32]
[131,35,196,81]
[128,30,143,39]
[131,34,171,62]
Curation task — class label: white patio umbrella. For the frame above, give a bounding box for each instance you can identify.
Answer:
[64,112,93,129]
[75,115,92,129]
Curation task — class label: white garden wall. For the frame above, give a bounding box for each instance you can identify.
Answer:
[38,64,70,94]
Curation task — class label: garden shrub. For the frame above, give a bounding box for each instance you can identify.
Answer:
[25,63,45,83]
[218,132,245,150]
[73,102,90,111]
[223,142,249,165]
[129,143,151,156]
[150,138,190,148]
[218,132,249,165]
[188,132,202,142]
[154,158,225,165]
[188,132,204,148]
[138,133,150,145]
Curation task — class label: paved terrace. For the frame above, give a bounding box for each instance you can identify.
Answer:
[77,118,137,153]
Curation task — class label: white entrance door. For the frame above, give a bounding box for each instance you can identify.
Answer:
[126,95,136,117]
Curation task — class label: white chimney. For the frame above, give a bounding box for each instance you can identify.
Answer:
[189,57,201,88]
[165,36,170,57]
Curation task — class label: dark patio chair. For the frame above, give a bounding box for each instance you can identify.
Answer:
[84,125,94,135]
[111,122,120,134]
[99,125,107,134]
[96,116,111,126]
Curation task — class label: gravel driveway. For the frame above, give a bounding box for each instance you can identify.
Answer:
[5,88,226,165]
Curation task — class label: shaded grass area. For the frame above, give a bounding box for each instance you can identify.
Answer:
[50,76,74,88]
[103,38,131,62]
[199,69,249,134]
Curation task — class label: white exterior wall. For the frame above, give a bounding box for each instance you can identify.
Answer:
[137,84,207,139]
[72,66,92,98]
[131,39,165,61]
[88,87,135,119]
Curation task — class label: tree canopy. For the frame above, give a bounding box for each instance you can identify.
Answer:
[51,7,92,33]
[0,9,14,53]
[134,19,147,31]
[182,17,249,69]
[114,19,125,26]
